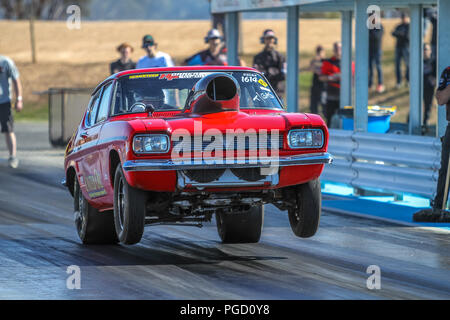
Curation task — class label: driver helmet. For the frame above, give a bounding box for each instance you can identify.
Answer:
[132,87,165,109]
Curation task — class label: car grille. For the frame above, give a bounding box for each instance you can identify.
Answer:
[172,133,284,152]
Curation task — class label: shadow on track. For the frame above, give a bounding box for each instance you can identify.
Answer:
[0,235,287,269]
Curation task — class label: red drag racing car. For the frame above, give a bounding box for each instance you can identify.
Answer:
[63,66,332,245]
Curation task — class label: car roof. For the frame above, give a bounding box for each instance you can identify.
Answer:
[93,66,260,95]
[116,65,258,78]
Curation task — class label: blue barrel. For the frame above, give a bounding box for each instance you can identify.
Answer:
[340,106,396,133]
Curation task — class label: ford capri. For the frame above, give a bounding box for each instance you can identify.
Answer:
[63,66,332,245]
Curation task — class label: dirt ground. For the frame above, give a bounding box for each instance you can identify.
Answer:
[0,19,436,124]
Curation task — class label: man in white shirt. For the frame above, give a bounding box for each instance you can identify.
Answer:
[136,35,174,69]
[0,55,23,169]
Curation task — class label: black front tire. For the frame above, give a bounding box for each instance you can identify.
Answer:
[288,178,322,238]
[216,206,264,243]
[73,177,118,244]
[113,165,147,245]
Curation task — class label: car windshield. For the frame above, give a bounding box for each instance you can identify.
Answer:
[113,71,283,114]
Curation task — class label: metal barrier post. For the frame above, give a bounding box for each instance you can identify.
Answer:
[225,12,239,66]
[286,5,299,113]
[409,4,423,135]
[340,10,353,109]
[354,0,369,132]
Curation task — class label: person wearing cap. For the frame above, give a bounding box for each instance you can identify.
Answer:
[0,54,22,169]
[432,67,450,210]
[253,29,286,97]
[110,42,136,75]
[414,66,450,222]
[136,35,174,69]
[183,29,227,66]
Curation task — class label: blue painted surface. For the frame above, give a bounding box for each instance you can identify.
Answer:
[322,182,450,231]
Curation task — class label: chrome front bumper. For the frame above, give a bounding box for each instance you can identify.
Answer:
[122,152,333,172]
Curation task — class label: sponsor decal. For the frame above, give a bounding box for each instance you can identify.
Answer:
[260,92,274,100]
[159,72,211,81]
[129,74,159,79]
[160,73,179,81]
[84,169,106,198]
[258,79,268,87]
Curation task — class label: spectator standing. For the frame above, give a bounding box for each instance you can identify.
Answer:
[136,35,174,69]
[184,29,228,66]
[423,43,436,131]
[369,19,385,93]
[433,67,450,211]
[110,43,136,75]
[392,13,410,89]
[0,55,22,169]
[319,42,342,127]
[309,45,325,114]
[253,29,286,97]
[414,66,450,222]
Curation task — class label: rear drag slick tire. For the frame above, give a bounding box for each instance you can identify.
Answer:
[73,177,118,245]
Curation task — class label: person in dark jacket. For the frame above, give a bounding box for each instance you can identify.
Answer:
[319,42,342,127]
[392,13,410,88]
[309,45,325,114]
[253,29,286,97]
[369,20,385,93]
[414,66,450,222]
[433,67,450,209]
[110,43,136,75]
[423,43,436,130]
[184,29,228,66]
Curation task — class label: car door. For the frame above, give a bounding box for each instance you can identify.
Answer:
[91,82,116,207]
[76,85,107,201]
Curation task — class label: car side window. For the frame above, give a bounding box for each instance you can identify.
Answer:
[113,81,125,115]
[96,82,113,123]
[86,89,102,127]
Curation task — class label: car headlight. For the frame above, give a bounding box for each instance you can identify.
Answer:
[133,134,170,153]
[288,129,324,149]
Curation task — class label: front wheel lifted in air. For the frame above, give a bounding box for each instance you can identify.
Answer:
[287,178,322,238]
